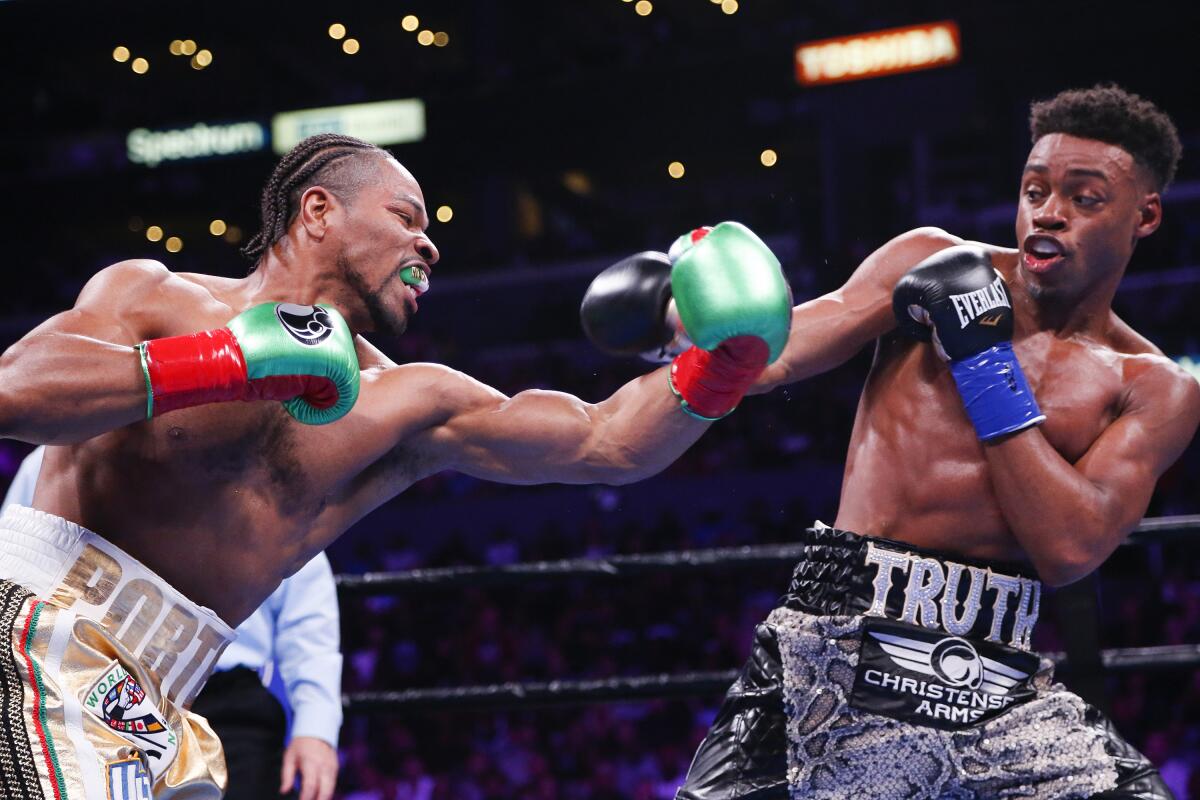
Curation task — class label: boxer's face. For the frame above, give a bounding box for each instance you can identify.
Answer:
[1015,133,1160,303]
[332,156,438,335]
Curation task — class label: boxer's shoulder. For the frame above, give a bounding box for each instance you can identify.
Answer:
[74,260,224,338]
[856,227,966,289]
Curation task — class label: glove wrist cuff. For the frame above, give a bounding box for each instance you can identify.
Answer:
[668,338,768,420]
[140,328,249,417]
[949,342,1045,441]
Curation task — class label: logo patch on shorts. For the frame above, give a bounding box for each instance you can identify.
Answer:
[106,756,153,800]
[850,619,1038,730]
[84,662,178,779]
[276,303,334,345]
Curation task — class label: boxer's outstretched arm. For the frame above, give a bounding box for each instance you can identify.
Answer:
[410,363,709,486]
[0,261,169,444]
[984,359,1200,586]
[752,227,964,393]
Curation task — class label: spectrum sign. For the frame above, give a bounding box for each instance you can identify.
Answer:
[795,21,960,87]
[127,122,267,167]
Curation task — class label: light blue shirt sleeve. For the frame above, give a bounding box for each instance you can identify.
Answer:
[2,446,45,510]
[266,553,343,747]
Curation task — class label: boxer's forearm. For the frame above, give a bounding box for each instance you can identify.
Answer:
[752,227,963,394]
[0,332,148,444]
[586,366,710,484]
[752,294,892,392]
[983,430,1131,586]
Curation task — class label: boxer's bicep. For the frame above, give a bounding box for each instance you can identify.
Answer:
[427,381,605,485]
[0,261,173,442]
[1076,363,1200,542]
[419,365,700,486]
[754,227,964,391]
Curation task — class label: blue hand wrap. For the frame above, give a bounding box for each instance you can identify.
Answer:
[949,342,1045,441]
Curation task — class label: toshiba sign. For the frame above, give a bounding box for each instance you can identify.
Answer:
[795,21,960,86]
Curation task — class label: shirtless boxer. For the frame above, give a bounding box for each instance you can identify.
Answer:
[0,133,791,799]
[666,85,1198,798]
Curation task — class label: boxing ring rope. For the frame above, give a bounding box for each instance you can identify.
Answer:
[337,514,1200,714]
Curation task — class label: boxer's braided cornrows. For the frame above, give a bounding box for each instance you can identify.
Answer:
[242,133,387,269]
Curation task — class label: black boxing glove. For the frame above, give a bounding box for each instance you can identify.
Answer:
[580,251,691,362]
[892,245,1044,440]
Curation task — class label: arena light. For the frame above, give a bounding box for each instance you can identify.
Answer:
[112,46,130,63]
[635,0,653,15]
[223,225,243,244]
[209,219,227,236]
[667,161,685,179]
[181,39,197,56]
[342,38,360,54]
[328,23,346,40]
[127,122,268,167]
[169,40,184,56]
[194,49,213,67]
[760,148,778,167]
[401,15,419,32]
[146,225,163,242]
[271,98,426,154]
[165,236,183,253]
[562,170,593,196]
[131,57,149,74]
[417,30,434,46]
[436,205,453,223]
[433,32,449,47]
[720,0,738,14]
[794,20,960,87]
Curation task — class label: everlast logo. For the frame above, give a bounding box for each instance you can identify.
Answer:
[863,542,1040,650]
[949,275,1010,330]
[52,543,230,707]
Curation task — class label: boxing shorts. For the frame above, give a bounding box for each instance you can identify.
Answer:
[0,505,235,799]
[676,523,1173,800]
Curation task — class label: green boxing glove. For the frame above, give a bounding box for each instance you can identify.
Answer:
[137,302,361,425]
[665,222,792,420]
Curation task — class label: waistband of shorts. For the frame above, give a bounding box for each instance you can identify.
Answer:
[781,522,1042,650]
[0,504,235,704]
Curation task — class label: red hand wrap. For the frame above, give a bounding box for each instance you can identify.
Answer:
[669,335,769,419]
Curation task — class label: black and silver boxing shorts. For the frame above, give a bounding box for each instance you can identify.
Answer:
[675,523,1172,800]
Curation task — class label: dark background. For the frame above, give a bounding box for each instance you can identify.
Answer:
[2,1,1199,797]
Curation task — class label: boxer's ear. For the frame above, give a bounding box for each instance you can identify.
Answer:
[297,186,336,242]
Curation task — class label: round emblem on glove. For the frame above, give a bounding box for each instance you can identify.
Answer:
[276,303,334,346]
[930,636,984,689]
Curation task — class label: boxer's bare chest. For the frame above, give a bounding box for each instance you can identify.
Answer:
[837,327,1130,557]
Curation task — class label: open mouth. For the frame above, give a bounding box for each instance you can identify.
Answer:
[1022,235,1067,274]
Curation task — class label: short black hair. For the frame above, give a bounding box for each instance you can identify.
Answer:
[242,133,389,269]
[1029,83,1182,193]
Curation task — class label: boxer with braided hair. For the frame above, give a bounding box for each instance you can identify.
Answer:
[241,133,387,267]
[0,133,791,797]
